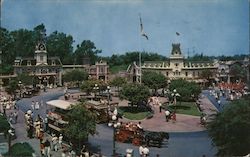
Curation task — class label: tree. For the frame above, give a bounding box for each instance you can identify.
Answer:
[63,69,88,87]
[74,40,101,65]
[5,79,18,95]
[80,79,106,95]
[119,83,150,107]
[207,98,250,156]
[142,71,167,93]
[110,77,127,93]
[0,27,15,74]
[0,114,10,135]
[46,31,74,64]
[169,79,201,101]
[64,103,97,152]
[17,73,33,86]
[200,69,213,86]
[7,142,35,156]
[229,63,247,82]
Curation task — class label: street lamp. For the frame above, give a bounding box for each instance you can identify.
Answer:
[18,81,22,98]
[171,89,180,106]
[107,86,111,105]
[93,84,99,100]
[108,114,121,157]
[8,129,14,155]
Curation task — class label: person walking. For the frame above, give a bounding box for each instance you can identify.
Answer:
[159,102,162,113]
[171,111,176,123]
[13,111,18,123]
[44,139,51,157]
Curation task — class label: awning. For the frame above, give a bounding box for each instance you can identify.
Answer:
[46,100,75,110]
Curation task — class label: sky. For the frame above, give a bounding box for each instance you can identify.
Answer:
[1,0,249,57]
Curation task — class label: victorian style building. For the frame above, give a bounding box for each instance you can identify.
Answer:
[13,42,63,86]
[127,43,218,83]
[12,41,109,87]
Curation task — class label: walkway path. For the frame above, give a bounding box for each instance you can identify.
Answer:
[120,94,218,132]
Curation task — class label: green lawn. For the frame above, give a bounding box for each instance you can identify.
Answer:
[123,112,151,120]
[164,102,201,116]
[118,106,152,120]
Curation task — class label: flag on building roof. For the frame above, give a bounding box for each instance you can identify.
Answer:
[176,32,180,36]
[140,15,149,40]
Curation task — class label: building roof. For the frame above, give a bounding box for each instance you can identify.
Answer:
[46,100,75,110]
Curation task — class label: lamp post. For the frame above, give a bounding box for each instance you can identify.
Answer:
[18,81,22,98]
[107,86,111,105]
[8,129,14,155]
[171,89,180,110]
[93,84,99,100]
[108,114,121,156]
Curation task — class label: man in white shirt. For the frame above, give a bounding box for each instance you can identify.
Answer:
[139,145,144,157]
[142,146,149,157]
[165,110,170,122]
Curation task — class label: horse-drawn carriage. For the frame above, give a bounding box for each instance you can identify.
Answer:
[115,123,169,147]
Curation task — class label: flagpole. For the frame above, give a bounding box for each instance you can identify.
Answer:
[139,13,142,84]
[139,13,148,84]
[139,49,142,84]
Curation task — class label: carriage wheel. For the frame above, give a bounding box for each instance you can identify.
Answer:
[132,138,141,146]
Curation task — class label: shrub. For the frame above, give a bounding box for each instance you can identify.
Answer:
[5,142,34,156]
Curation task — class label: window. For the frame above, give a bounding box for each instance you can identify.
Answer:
[166,72,169,76]
[175,63,179,67]
[193,71,195,77]
[52,60,55,65]
[27,61,31,66]
[175,70,178,75]
[40,55,44,62]
[99,67,104,73]
[185,72,188,76]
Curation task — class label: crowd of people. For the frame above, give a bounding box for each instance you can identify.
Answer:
[0,94,17,116]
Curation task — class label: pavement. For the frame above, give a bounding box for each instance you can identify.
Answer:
[1,88,220,156]
[119,95,218,132]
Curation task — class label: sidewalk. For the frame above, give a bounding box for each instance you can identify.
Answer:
[120,95,218,133]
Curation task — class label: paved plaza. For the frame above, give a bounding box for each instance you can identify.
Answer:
[1,88,219,156]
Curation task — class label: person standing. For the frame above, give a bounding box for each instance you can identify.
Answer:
[13,111,18,123]
[35,119,41,138]
[52,134,59,151]
[44,115,48,132]
[159,102,162,113]
[40,139,45,156]
[31,101,35,110]
[139,145,144,157]
[44,139,51,157]
[35,101,40,110]
[165,110,170,122]
[218,99,221,107]
[142,145,149,157]
[58,134,63,150]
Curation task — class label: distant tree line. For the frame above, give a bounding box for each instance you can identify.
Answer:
[1,24,248,75]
